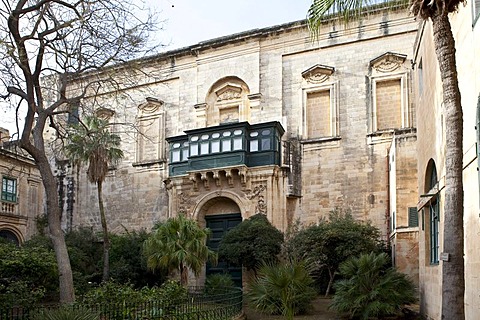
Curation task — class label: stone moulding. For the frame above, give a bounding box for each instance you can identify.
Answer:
[301,64,335,84]
[370,52,407,73]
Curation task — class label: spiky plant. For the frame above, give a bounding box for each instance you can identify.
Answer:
[247,260,316,320]
[32,306,98,320]
[331,252,416,319]
[143,214,217,286]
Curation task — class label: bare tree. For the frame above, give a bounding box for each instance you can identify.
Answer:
[0,0,159,303]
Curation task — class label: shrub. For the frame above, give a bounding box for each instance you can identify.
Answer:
[284,210,384,295]
[205,273,235,294]
[80,280,187,310]
[31,305,99,320]
[219,214,284,272]
[81,281,143,306]
[0,241,58,307]
[331,252,417,319]
[109,230,163,288]
[247,260,316,320]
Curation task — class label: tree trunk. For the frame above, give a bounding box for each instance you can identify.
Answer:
[325,268,335,297]
[98,180,110,282]
[180,263,188,287]
[24,137,75,303]
[431,11,465,319]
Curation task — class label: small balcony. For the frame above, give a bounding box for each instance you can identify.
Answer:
[167,121,284,176]
[1,201,17,215]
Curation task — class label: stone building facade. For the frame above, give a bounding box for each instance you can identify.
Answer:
[0,129,44,244]
[60,8,420,285]
[413,2,480,319]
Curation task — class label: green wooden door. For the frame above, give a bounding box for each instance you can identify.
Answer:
[205,213,242,287]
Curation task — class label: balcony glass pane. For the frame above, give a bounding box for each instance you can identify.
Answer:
[172,143,181,148]
[262,129,271,135]
[233,137,242,150]
[181,149,189,161]
[222,131,231,137]
[190,143,198,156]
[201,134,209,140]
[212,140,220,153]
[172,150,180,162]
[250,140,258,152]
[212,133,220,138]
[250,131,259,137]
[200,142,209,155]
[233,129,242,135]
[191,136,199,142]
[262,138,271,150]
[222,140,231,152]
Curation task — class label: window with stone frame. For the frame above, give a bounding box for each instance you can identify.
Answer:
[135,97,166,164]
[425,160,439,265]
[2,177,17,202]
[301,64,339,140]
[369,52,411,133]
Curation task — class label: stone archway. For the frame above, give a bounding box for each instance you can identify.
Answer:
[195,195,243,287]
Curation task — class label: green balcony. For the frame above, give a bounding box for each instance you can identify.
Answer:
[167,121,284,176]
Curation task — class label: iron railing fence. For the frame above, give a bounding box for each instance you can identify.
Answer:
[0,287,243,320]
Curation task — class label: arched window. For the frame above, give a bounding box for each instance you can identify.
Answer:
[204,77,251,127]
[425,159,439,265]
[0,229,20,245]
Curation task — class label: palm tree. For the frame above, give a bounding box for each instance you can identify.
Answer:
[143,214,217,287]
[308,0,465,318]
[65,115,124,282]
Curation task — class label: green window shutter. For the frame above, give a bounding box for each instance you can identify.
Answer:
[408,207,418,227]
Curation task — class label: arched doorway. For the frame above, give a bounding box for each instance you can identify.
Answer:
[0,229,20,245]
[201,197,243,287]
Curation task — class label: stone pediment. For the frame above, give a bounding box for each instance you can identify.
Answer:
[370,52,407,73]
[302,64,335,84]
[215,84,242,101]
[95,107,115,120]
[138,97,164,114]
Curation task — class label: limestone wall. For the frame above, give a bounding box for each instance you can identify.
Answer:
[65,9,419,281]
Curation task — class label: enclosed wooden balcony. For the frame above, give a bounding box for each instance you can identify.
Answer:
[167,121,284,176]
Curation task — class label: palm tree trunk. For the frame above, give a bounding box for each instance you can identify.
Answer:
[98,180,110,282]
[180,263,188,287]
[431,11,465,319]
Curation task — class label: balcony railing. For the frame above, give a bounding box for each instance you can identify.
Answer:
[1,201,17,215]
[167,121,284,176]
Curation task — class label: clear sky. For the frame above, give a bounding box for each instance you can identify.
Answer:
[0,1,312,133]
[154,0,312,51]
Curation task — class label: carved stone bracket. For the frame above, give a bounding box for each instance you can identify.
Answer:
[201,173,209,189]
[190,173,199,190]
[225,170,234,186]
[238,167,247,186]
